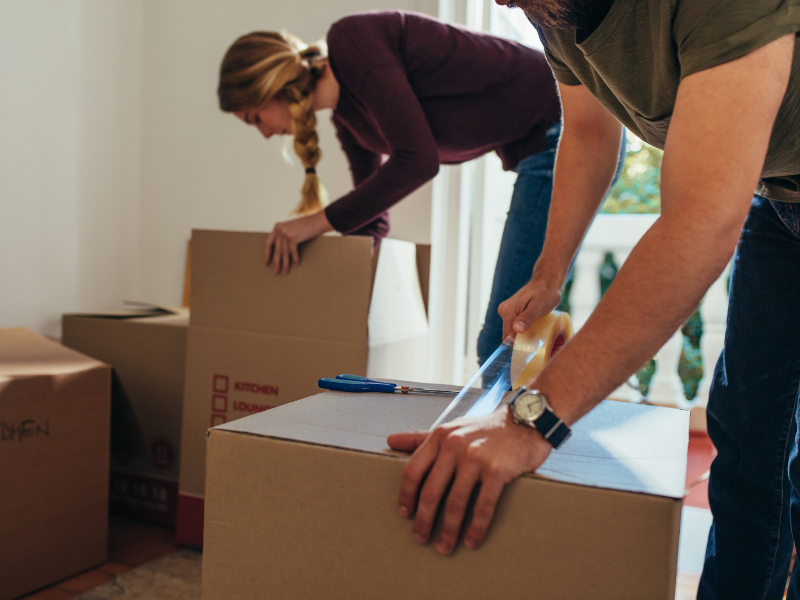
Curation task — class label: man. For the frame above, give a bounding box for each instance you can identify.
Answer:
[386,1,800,597]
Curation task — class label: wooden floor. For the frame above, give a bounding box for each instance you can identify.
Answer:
[22,516,180,600]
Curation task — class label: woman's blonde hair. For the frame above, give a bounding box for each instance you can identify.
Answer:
[218,31,328,216]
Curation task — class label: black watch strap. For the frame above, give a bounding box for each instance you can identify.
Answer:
[533,407,571,449]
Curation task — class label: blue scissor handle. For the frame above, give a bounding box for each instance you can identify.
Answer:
[318,378,397,393]
[335,374,388,385]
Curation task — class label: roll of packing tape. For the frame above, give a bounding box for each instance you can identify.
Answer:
[510,311,573,390]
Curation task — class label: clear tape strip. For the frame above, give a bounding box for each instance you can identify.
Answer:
[429,311,572,430]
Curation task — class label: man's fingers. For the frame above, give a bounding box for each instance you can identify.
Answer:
[464,470,506,549]
[412,441,461,545]
[396,431,444,520]
[436,450,482,555]
[387,430,429,452]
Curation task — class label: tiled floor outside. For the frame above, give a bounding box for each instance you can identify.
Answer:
[23,432,719,600]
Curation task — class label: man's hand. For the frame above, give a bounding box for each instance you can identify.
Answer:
[498,279,562,340]
[387,408,552,555]
[265,210,334,274]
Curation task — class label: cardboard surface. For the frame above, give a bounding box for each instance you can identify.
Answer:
[178,231,429,546]
[62,309,188,525]
[190,231,375,342]
[203,389,688,599]
[0,328,110,600]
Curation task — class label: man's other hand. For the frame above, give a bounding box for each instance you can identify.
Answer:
[387,409,552,555]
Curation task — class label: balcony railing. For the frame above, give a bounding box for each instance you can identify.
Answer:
[570,214,730,414]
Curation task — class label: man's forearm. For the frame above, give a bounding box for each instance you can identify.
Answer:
[534,102,622,289]
[532,34,794,425]
[532,206,741,425]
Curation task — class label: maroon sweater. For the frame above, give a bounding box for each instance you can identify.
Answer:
[324,11,561,240]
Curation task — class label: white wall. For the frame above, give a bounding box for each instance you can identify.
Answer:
[137,0,436,305]
[0,0,435,335]
[0,1,143,336]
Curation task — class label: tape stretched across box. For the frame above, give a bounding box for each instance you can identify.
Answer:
[178,230,429,546]
[202,388,688,600]
[0,328,110,600]
[62,308,188,526]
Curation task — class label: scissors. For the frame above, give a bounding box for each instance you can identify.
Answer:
[318,374,458,396]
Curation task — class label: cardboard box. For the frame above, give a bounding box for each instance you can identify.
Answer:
[202,388,688,599]
[0,328,110,600]
[62,308,188,526]
[177,231,429,546]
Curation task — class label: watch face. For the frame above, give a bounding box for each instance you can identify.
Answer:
[514,392,546,421]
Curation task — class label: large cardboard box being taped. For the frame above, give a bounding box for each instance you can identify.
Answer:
[0,328,110,600]
[62,307,188,526]
[178,230,429,546]
[202,388,688,600]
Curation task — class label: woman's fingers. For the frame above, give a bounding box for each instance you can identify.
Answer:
[279,236,292,275]
[265,233,276,266]
[289,239,301,267]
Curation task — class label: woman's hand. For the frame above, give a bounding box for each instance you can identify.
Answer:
[388,408,552,554]
[265,210,334,274]
[498,279,562,339]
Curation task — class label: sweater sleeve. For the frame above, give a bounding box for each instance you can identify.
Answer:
[333,120,381,187]
[324,64,440,235]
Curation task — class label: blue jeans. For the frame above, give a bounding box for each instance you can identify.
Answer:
[476,121,625,365]
[699,196,800,599]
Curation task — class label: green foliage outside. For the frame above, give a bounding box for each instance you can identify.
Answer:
[601,132,663,215]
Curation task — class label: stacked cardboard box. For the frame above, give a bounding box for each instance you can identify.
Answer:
[62,308,188,526]
[0,328,110,600]
[202,388,688,599]
[177,230,429,546]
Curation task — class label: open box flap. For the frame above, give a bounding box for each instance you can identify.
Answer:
[64,303,187,322]
[190,230,374,344]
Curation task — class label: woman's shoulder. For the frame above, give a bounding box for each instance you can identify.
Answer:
[327,10,411,92]
[328,11,403,57]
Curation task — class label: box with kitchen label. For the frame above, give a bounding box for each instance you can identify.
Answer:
[202,388,688,600]
[0,328,110,600]
[62,307,188,526]
[177,230,429,546]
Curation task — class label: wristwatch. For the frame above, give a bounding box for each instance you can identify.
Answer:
[507,387,571,449]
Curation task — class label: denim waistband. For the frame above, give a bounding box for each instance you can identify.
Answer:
[545,121,561,150]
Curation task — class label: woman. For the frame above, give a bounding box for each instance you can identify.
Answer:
[218,10,622,365]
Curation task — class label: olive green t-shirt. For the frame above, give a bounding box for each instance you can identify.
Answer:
[535,0,800,202]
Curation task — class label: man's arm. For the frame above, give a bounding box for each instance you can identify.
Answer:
[387,33,794,555]
[532,33,794,425]
[499,83,623,338]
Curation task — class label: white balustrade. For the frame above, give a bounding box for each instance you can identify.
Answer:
[695,267,730,407]
[571,214,730,412]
